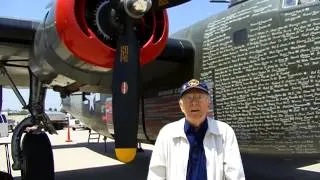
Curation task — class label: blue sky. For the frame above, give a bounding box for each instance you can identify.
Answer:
[0,0,228,110]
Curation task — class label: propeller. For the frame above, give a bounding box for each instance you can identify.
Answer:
[112,10,140,163]
[111,0,190,163]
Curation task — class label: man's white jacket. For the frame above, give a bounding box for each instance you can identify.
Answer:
[147,117,245,180]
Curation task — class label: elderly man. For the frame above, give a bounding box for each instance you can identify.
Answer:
[147,79,245,180]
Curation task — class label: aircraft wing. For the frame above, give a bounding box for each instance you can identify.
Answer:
[0,16,195,92]
[0,17,39,87]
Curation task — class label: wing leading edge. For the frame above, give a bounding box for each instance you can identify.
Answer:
[0,17,40,87]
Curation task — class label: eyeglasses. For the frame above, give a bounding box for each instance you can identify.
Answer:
[182,94,208,102]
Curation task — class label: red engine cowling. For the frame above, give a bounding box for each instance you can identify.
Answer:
[55,0,168,68]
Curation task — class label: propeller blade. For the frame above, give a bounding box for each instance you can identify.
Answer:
[152,0,190,10]
[112,15,140,163]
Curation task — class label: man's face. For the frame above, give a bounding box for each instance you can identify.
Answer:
[179,89,210,127]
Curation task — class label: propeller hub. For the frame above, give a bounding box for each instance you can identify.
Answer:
[123,0,152,19]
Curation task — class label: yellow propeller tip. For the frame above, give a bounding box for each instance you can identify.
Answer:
[115,148,136,163]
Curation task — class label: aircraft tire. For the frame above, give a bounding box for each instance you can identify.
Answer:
[21,132,54,180]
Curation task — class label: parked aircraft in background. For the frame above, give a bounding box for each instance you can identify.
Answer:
[0,0,320,179]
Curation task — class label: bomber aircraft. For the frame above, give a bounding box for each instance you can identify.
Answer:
[0,0,320,179]
[0,0,191,179]
[63,0,320,179]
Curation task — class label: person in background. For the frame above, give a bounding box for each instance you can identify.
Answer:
[147,79,245,180]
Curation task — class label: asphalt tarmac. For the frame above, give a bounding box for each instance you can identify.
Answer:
[242,154,320,180]
[0,129,153,180]
[0,129,319,180]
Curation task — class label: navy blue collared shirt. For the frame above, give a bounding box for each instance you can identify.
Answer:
[184,119,208,180]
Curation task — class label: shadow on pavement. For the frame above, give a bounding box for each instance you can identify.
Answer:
[13,142,320,180]
[52,141,121,159]
[14,141,152,180]
[242,154,320,180]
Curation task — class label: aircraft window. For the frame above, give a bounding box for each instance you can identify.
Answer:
[283,0,316,8]
[283,0,298,8]
[299,0,316,4]
[233,29,248,45]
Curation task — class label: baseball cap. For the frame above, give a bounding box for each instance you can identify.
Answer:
[180,79,209,98]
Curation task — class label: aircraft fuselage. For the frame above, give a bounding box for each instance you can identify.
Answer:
[63,0,320,158]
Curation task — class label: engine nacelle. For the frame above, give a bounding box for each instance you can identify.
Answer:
[31,0,168,87]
